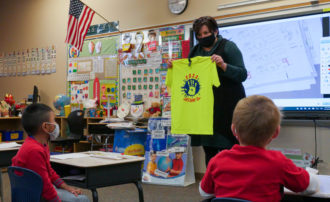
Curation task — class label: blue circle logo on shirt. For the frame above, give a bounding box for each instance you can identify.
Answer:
[182,78,200,97]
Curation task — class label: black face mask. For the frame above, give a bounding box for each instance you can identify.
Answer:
[197,34,216,47]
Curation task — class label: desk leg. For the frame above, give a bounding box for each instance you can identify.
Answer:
[0,170,3,202]
[134,181,144,202]
[104,136,109,152]
[91,188,98,202]
[91,135,94,151]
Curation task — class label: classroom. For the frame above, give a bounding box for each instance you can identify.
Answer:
[1,0,330,201]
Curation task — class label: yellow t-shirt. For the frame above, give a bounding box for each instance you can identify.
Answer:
[147,161,157,175]
[166,56,220,135]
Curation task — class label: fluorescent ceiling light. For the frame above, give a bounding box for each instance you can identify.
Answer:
[218,0,279,10]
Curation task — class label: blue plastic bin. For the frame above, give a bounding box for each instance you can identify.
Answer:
[1,130,23,141]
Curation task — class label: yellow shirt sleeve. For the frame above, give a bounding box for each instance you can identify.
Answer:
[165,67,173,87]
[211,62,220,87]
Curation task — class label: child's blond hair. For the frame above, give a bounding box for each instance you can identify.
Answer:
[232,95,282,147]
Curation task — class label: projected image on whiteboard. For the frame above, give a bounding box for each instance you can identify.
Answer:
[219,13,328,99]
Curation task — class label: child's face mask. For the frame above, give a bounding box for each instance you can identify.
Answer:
[46,122,60,140]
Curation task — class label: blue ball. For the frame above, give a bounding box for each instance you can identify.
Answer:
[157,156,172,172]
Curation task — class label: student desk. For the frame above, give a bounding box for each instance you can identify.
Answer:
[50,153,145,202]
[0,147,19,167]
[284,175,330,202]
[0,147,19,202]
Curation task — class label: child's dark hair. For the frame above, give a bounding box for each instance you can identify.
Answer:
[22,103,53,136]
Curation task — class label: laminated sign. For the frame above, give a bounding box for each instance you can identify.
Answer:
[142,118,195,186]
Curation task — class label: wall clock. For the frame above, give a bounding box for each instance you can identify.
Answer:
[168,0,188,15]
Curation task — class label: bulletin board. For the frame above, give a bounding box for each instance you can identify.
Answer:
[66,23,190,110]
[67,35,120,106]
[118,25,188,107]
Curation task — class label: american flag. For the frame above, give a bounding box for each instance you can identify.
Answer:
[65,0,95,51]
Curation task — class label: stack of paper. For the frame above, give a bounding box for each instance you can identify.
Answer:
[0,142,21,149]
[106,122,135,129]
[99,118,124,123]
[61,175,86,181]
[86,151,137,160]
[51,153,89,160]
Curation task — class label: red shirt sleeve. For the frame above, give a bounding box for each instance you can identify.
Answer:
[45,147,64,188]
[281,156,309,192]
[172,159,184,171]
[201,158,215,194]
[49,166,64,188]
[178,159,183,171]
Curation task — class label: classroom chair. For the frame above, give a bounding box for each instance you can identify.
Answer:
[8,166,43,202]
[211,197,251,202]
[51,110,85,153]
[88,121,115,151]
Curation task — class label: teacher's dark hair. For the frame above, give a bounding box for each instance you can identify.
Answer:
[193,16,218,34]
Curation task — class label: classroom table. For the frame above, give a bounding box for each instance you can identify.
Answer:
[0,147,19,202]
[50,152,145,202]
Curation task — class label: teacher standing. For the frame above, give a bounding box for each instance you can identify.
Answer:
[168,16,247,166]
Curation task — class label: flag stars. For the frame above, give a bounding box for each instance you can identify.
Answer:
[69,0,84,19]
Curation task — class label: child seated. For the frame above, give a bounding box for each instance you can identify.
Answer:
[147,151,157,175]
[12,103,89,202]
[199,95,319,202]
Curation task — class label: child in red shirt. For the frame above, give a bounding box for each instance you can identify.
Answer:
[169,152,184,177]
[200,95,319,202]
[12,103,89,202]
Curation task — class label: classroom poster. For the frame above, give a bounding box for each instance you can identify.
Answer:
[113,129,148,156]
[158,25,185,101]
[159,25,185,66]
[99,79,118,108]
[142,118,195,186]
[70,82,89,104]
[79,37,118,57]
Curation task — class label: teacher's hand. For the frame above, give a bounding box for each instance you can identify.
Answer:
[211,54,227,71]
[167,59,174,68]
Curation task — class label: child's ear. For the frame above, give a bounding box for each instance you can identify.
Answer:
[41,122,47,131]
[231,124,235,135]
[231,124,239,141]
[272,125,281,140]
[41,122,50,134]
